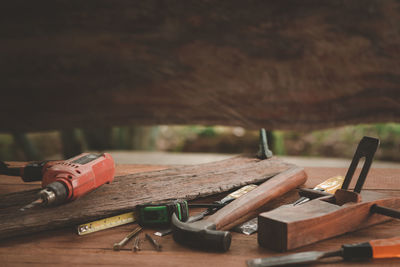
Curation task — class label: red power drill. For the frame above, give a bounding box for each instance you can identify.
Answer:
[1,153,115,210]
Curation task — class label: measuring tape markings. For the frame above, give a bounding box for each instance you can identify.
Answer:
[77,211,136,235]
[77,200,189,235]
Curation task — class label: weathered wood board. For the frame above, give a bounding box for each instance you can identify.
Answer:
[1,165,399,267]
[1,1,400,132]
[0,156,302,239]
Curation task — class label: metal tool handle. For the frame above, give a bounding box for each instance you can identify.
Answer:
[341,136,379,193]
[371,205,400,219]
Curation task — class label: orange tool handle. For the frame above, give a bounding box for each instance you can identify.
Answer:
[370,236,400,259]
[342,236,400,260]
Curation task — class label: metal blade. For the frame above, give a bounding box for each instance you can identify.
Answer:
[247,250,341,267]
[20,198,43,211]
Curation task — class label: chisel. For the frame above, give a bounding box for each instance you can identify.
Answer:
[292,175,344,206]
[247,236,400,267]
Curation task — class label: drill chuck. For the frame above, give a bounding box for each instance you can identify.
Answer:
[40,181,68,206]
[20,181,69,211]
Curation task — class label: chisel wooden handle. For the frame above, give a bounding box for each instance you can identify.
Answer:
[206,167,307,230]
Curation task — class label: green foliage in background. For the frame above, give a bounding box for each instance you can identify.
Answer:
[0,134,16,161]
[272,131,286,155]
[0,123,400,161]
[278,123,400,160]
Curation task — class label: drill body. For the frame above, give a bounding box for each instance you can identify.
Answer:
[39,153,115,206]
[0,153,115,209]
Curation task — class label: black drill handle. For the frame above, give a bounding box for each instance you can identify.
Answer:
[0,161,21,177]
[0,160,52,182]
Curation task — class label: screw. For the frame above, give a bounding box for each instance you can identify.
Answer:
[113,226,142,251]
[132,236,141,252]
[145,233,162,251]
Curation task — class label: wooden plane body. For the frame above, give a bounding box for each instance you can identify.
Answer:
[258,189,400,251]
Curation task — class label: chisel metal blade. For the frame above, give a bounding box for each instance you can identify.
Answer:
[247,250,341,267]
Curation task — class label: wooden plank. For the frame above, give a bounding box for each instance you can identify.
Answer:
[0,191,399,267]
[1,1,400,132]
[0,165,399,266]
[0,156,299,239]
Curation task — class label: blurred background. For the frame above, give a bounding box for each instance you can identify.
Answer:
[1,123,400,165]
[2,2,399,168]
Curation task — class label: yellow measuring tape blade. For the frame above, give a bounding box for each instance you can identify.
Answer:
[77,211,136,235]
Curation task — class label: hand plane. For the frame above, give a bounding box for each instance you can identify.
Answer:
[257,136,400,251]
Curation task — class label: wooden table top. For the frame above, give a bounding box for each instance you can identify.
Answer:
[0,164,399,266]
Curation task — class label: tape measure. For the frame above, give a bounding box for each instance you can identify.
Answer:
[136,199,189,228]
[77,185,258,235]
[77,211,136,235]
[77,200,188,235]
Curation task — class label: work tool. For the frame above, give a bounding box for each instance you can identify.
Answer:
[256,128,273,160]
[132,236,141,252]
[78,199,224,236]
[1,149,302,240]
[235,177,344,235]
[19,153,115,211]
[0,159,56,182]
[77,211,135,235]
[188,184,258,222]
[136,199,189,228]
[292,175,344,206]
[258,136,400,251]
[137,200,225,228]
[113,226,142,251]
[145,233,162,251]
[172,166,307,252]
[152,203,224,237]
[155,184,258,237]
[247,236,400,267]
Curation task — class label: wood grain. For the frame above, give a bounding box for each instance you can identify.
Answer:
[0,164,400,266]
[1,0,400,132]
[0,155,297,239]
[208,167,307,230]
[258,189,400,251]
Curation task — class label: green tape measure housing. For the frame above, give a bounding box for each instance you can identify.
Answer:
[136,199,189,228]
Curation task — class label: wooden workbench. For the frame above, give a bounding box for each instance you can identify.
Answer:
[0,163,399,266]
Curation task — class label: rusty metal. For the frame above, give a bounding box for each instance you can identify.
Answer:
[113,226,142,251]
[132,236,141,252]
[145,233,162,251]
[256,128,273,160]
